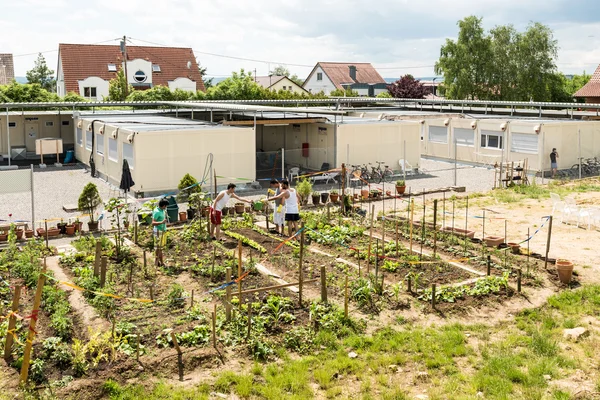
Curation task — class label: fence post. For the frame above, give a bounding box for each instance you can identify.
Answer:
[544,216,553,270]
[100,256,107,288]
[431,283,436,309]
[487,255,491,276]
[225,267,232,321]
[320,266,327,303]
[20,267,46,384]
[3,285,21,361]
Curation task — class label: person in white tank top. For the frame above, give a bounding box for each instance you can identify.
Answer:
[210,183,252,240]
[266,179,301,237]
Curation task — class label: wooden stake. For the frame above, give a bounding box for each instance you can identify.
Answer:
[143,250,147,276]
[100,256,107,288]
[344,275,348,318]
[320,265,327,303]
[464,196,469,254]
[299,222,305,307]
[134,219,138,245]
[527,228,530,274]
[395,216,399,259]
[190,290,194,309]
[407,276,412,293]
[3,285,21,361]
[517,269,522,293]
[442,192,446,230]
[136,332,141,362]
[230,278,319,297]
[238,239,243,300]
[504,219,508,269]
[487,255,491,276]
[409,199,414,252]
[44,220,49,249]
[150,285,154,301]
[544,216,553,270]
[20,267,46,384]
[247,302,252,340]
[367,205,375,273]
[225,267,232,321]
[170,332,184,382]
[433,199,438,257]
[212,303,217,348]
[94,241,102,277]
[211,245,216,280]
[431,284,436,309]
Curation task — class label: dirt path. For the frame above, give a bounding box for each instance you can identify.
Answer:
[45,255,110,333]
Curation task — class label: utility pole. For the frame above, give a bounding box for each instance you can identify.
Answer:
[121,35,129,98]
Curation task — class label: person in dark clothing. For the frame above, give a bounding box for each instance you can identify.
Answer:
[550,148,559,178]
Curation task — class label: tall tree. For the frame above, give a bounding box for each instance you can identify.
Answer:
[489,24,519,100]
[435,16,492,100]
[387,75,430,99]
[198,62,214,89]
[26,53,56,92]
[269,65,303,86]
[107,68,133,101]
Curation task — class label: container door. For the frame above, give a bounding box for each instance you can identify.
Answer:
[25,122,39,152]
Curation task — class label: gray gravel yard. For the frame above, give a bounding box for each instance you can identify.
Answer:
[0,158,530,231]
[0,165,114,229]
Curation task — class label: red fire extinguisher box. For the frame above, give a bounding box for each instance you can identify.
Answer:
[302,143,309,157]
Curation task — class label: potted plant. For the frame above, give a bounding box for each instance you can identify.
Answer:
[65,219,75,236]
[370,189,380,199]
[177,173,202,219]
[483,236,504,247]
[330,189,339,203]
[78,182,102,232]
[73,218,83,232]
[395,180,406,195]
[138,198,158,225]
[311,191,321,205]
[179,211,188,222]
[15,227,24,240]
[320,191,329,204]
[556,259,574,284]
[296,178,313,206]
[235,202,246,214]
[0,230,7,242]
[361,188,369,199]
[57,219,67,234]
[25,229,34,239]
[508,242,521,254]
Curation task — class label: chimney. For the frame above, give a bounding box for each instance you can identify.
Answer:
[348,65,357,81]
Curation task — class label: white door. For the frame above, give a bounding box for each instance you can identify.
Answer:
[25,122,39,152]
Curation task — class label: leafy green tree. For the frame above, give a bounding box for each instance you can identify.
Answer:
[330,88,359,97]
[0,81,58,102]
[205,69,269,100]
[488,25,519,100]
[435,16,492,100]
[26,53,56,91]
[61,92,88,102]
[198,63,213,89]
[566,72,592,100]
[107,68,133,101]
[269,65,303,86]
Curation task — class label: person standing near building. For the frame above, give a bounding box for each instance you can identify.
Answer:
[210,183,252,241]
[550,148,559,178]
[152,198,169,267]
[268,179,285,236]
[267,180,300,237]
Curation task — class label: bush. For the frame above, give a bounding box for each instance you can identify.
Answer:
[78,183,102,223]
[177,173,202,203]
[167,284,186,309]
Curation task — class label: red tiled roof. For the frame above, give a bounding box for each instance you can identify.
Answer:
[314,62,386,89]
[58,43,205,93]
[574,64,600,97]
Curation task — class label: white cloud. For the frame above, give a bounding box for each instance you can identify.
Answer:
[2,0,599,80]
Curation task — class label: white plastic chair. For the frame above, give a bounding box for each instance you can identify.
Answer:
[577,207,593,229]
[590,208,600,230]
[311,172,339,184]
[289,167,300,183]
[399,159,414,175]
[550,193,565,216]
[563,198,579,225]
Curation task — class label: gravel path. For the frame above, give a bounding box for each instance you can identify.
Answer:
[0,164,113,229]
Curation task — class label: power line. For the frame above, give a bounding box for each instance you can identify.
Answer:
[13,38,122,58]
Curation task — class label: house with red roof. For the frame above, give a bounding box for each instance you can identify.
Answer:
[574,64,600,104]
[302,62,387,96]
[56,43,204,100]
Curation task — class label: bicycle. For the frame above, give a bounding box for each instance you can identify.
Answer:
[371,161,393,183]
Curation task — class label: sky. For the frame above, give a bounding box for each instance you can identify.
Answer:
[2,0,600,81]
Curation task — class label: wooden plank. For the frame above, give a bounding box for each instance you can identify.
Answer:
[231,278,319,297]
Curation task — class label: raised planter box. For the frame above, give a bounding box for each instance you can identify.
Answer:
[483,235,504,247]
[441,226,476,238]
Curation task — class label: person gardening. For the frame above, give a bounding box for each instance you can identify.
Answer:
[211,183,252,241]
[152,198,169,267]
[266,180,300,237]
[268,179,285,236]
[550,148,559,178]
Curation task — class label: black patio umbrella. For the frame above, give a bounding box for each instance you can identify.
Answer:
[119,159,135,193]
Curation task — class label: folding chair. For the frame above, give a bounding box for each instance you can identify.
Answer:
[563,198,579,225]
[289,167,300,182]
[549,193,565,216]
[399,159,414,176]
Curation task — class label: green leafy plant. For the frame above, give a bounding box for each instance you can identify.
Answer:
[167,283,186,309]
[78,183,102,223]
[222,231,267,253]
[396,180,405,187]
[177,173,202,203]
[296,178,313,204]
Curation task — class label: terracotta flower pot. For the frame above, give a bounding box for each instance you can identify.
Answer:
[0,233,7,242]
[508,242,521,254]
[15,229,24,240]
[179,211,187,222]
[441,226,476,238]
[25,230,34,238]
[235,203,245,214]
[483,236,504,247]
[36,228,45,237]
[47,228,61,237]
[361,189,369,199]
[556,259,574,284]
[396,185,406,195]
[330,193,339,203]
[65,224,76,236]
[73,222,83,232]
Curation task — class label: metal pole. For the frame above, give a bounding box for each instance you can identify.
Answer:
[30,164,35,228]
[281,147,285,180]
[403,140,407,182]
[578,129,582,180]
[6,108,10,166]
[541,130,545,184]
[454,138,457,186]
